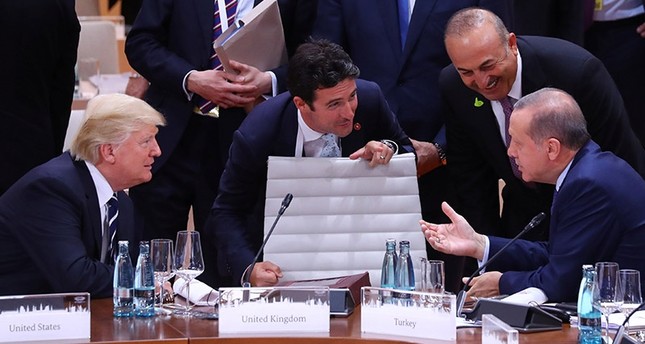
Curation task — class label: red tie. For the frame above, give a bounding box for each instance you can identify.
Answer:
[195,0,238,114]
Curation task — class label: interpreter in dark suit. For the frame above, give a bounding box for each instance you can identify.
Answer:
[511,0,585,45]
[125,0,317,288]
[312,0,512,293]
[0,94,165,298]
[421,88,645,302]
[206,40,414,287]
[585,0,645,147]
[0,0,79,196]
[439,8,645,246]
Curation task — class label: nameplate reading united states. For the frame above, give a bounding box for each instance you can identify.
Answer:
[0,293,90,342]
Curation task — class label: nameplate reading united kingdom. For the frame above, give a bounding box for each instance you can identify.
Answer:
[361,287,456,341]
[218,287,330,334]
[0,293,90,342]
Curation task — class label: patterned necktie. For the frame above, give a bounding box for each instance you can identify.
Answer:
[102,194,119,264]
[320,133,341,157]
[195,0,238,114]
[397,0,410,50]
[500,96,523,180]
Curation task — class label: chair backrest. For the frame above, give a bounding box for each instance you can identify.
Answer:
[263,154,425,288]
[75,0,100,16]
[63,110,86,152]
[78,20,119,74]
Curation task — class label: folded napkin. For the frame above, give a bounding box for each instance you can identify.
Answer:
[173,278,219,306]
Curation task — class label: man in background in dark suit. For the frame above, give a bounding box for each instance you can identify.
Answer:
[0,94,165,298]
[0,0,79,196]
[421,88,645,302]
[206,40,414,287]
[312,0,512,293]
[439,8,645,247]
[125,0,317,288]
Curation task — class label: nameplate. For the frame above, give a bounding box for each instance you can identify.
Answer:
[218,287,330,334]
[0,293,90,343]
[361,287,456,341]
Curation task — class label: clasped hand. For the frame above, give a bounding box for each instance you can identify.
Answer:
[187,60,272,109]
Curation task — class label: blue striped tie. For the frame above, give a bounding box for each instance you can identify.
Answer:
[106,194,119,264]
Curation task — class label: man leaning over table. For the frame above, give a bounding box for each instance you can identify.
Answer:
[205,39,414,287]
[420,88,645,302]
[0,94,165,298]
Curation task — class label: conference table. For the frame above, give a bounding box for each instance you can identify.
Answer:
[89,299,581,343]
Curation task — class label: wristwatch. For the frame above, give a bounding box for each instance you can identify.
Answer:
[433,142,447,166]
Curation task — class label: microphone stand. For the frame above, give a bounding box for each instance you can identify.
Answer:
[242,193,293,288]
[456,212,546,316]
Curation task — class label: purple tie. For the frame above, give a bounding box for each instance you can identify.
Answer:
[195,0,238,114]
[500,96,523,180]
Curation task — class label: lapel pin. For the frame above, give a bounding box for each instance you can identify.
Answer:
[474,97,484,108]
[353,122,361,131]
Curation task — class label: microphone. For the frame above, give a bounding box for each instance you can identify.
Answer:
[241,193,293,287]
[455,212,546,316]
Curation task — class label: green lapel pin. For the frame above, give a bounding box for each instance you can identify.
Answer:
[474,97,484,107]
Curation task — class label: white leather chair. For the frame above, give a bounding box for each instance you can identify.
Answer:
[262,154,425,287]
[78,20,119,75]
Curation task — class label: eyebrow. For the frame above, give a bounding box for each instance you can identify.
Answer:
[323,88,357,107]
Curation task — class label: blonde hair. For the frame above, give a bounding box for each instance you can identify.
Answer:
[70,93,166,163]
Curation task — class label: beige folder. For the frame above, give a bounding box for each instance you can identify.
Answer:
[213,0,287,73]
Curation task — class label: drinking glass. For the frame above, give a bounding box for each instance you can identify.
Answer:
[77,57,100,98]
[617,269,642,329]
[150,238,175,314]
[420,259,445,294]
[174,230,205,314]
[594,261,620,342]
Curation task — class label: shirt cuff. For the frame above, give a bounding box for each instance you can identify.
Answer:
[477,235,491,273]
[183,70,196,101]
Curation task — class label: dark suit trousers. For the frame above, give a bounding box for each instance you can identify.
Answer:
[585,14,645,148]
[419,167,464,294]
[129,113,228,287]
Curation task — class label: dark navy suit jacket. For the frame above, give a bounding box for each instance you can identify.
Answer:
[0,153,140,298]
[209,80,414,283]
[486,141,645,301]
[440,36,645,241]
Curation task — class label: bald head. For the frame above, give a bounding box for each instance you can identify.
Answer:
[445,7,509,44]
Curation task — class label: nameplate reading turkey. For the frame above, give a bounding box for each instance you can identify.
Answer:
[361,287,456,341]
[218,287,330,333]
[0,293,90,342]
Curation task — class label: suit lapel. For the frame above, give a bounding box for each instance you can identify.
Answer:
[376,0,404,62]
[517,38,547,96]
[196,0,214,62]
[403,0,437,58]
[73,157,103,257]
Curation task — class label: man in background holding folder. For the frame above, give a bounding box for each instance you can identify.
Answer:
[125,0,316,288]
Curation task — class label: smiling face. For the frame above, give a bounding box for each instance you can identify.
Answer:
[294,78,358,138]
[108,124,161,190]
[445,23,518,101]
